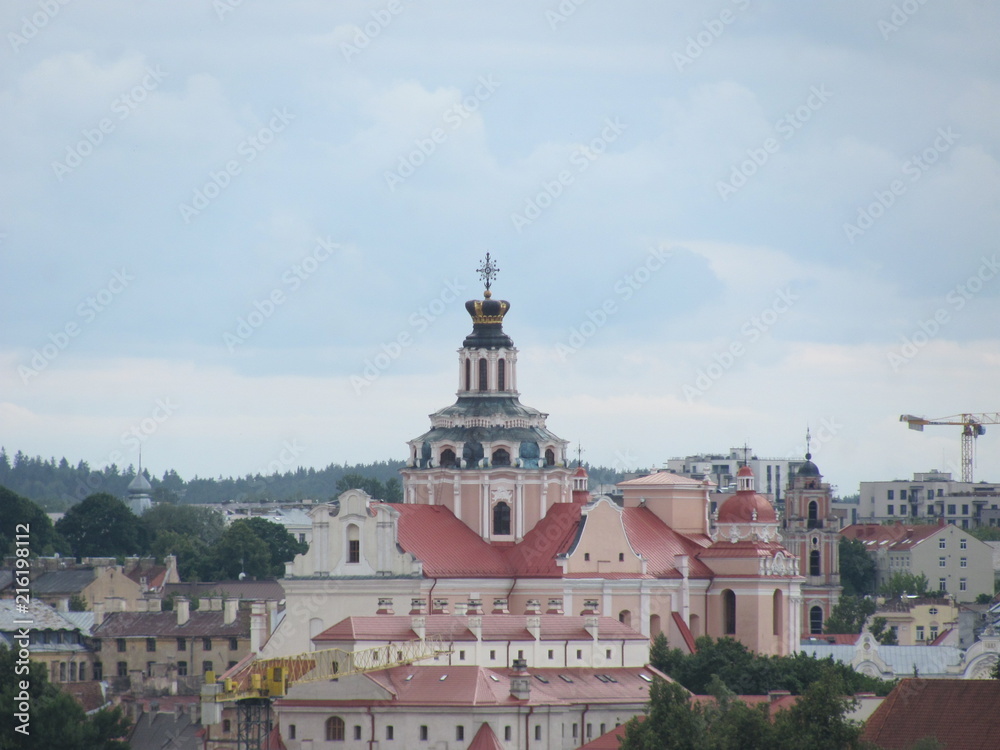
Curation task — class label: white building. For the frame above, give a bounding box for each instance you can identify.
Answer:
[666,447,806,503]
[859,470,1000,528]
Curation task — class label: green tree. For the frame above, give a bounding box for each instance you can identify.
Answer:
[0,646,131,750]
[772,672,868,750]
[0,485,64,556]
[206,523,271,579]
[702,675,776,750]
[68,595,88,612]
[824,595,877,635]
[151,531,211,581]
[142,503,225,544]
[839,537,876,596]
[868,616,898,645]
[335,473,401,502]
[54,493,146,558]
[879,572,930,599]
[619,678,708,750]
[234,518,308,577]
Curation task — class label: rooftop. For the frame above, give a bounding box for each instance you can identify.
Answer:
[92,609,250,638]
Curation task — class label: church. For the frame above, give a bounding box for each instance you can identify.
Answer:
[268,259,838,660]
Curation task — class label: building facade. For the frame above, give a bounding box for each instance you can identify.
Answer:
[859,471,1000,528]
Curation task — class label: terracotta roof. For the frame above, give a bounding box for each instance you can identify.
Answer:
[92,609,250,638]
[862,679,1000,750]
[579,723,628,749]
[717,490,777,524]
[841,521,944,551]
[468,722,504,750]
[698,540,789,559]
[621,507,713,578]
[393,505,513,577]
[930,628,952,646]
[58,681,109,713]
[618,472,706,487]
[313,614,647,644]
[125,564,167,589]
[671,612,697,654]
[503,502,582,576]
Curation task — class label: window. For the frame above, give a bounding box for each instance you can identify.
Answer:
[347,523,360,563]
[939,557,947,567]
[606,648,612,659]
[464,358,471,391]
[961,557,968,568]
[576,649,583,659]
[298,533,306,543]
[888,490,894,500]
[535,725,542,740]
[419,725,429,741]
[478,357,487,390]
[548,649,554,659]
[117,639,126,652]
[960,539,968,550]
[498,358,506,390]
[493,501,511,535]
[939,578,947,592]
[901,490,907,500]
[492,448,511,466]
[929,607,939,615]
[518,649,524,659]
[601,723,607,736]
[223,720,231,733]
[78,663,85,681]
[177,637,186,651]
[93,662,102,681]
[887,505,894,516]
[545,448,555,466]
[69,662,76,681]
[93,638,102,652]
[505,726,512,741]
[962,504,969,515]
[809,606,823,635]
[459,650,465,661]
[440,448,457,468]
[960,578,967,592]
[587,723,593,738]
[489,649,496,660]
[178,661,188,676]
[723,590,736,635]
[386,725,395,740]
[326,716,345,741]
[456,726,465,741]
[916,626,925,641]
[146,638,156,652]
[573,723,578,738]
[117,661,128,677]
[584,552,590,561]
[948,504,957,515]
[203,638,212,650]
[939,538,946,549]
[619,552,625,561]
[202,661,213,675]
[229,638,239,651]
[354,725,362,740]
[289,725,296,740]
[810,550,821,576]
[930,625,939,639]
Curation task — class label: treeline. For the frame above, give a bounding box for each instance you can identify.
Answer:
[0,448,629,511]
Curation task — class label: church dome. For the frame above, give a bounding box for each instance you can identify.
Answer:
[717,491,777,524]
[797,452,821,477]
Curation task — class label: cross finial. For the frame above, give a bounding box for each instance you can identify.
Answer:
[742,442,750,467]
[477,252,499,292]
[576,442,585,468]
[805,426,812,460]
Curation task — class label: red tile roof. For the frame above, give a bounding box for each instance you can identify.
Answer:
[841,521,944,551]
[58,681,109,713]
[671,612,697,654]
[618,472,706,487]
[578,723,628,749]
[503,503,582,576]
[862,679,1000,750]
[468,722,504,750]
[313,614,647,644]
[697,540,789,559]
[393,505,515,577]
[92,610,250,638]
[621,507,713,578]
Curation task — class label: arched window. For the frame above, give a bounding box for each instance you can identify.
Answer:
[809,550,821,576]
[649,614,662,637]
[347,524,360,564]
[689,614,701,637]
[493,502,511,535]
[326,716,345,741]
[478,357,488,390]
[440,448,457,468]
[498,358,506,391]
[464,359,471,391]
[772,590,783,636]
[492,448,511,466]
[544,448,555,467]
[808,500,819,528]
[809,606,823,634]
[722,589,736,635]
[618,610,631,627]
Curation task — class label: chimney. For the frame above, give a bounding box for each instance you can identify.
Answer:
[580,599,599,616]
[224,598,239,625]
[524,599,541,615]
[584,616,599,640]
[56,597,69,613]
[546,597,564,615]
[492,597,509,615]
[135,599,149,613]
[510,659,531,700]
[93,601,105,627]
[432,598,449,615]
[210,597,222,612]
[376,597,394,615]
[467,598,483,615]
[526,615,541,641]
[176,597,190,626]
[454,601,469,616]
[147,597,162,613]
[410,598,427,615]
[468,615,483,641]
[411,616,426,641]
[106,596,126,613]
[266,599,277,629]
[250,600,267,653]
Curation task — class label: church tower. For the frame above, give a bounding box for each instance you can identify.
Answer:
[781,433,842,635]
[400,255,572,542]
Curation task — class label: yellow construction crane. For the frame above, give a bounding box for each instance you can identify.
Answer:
[899,413,1000,482]
[201,637,453,750]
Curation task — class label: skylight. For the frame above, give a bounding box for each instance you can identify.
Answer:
[558,674,574,683]
[439,674,448,681]
[638,673,652,682]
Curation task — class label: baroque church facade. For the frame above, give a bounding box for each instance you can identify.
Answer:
[268,268,831,660]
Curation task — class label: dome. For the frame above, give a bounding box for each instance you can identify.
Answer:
[573,464,588,478]
[797,452,821,477]
[717,490,777,524]
[128,473,152,492]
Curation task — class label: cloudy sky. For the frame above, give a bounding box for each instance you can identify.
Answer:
[2,0,999,497]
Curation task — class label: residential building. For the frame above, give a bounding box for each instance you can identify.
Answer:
[859,470,1000,528]
[841,520,993,603]
[873,597,959,646]
[665,447,805,503]
[0,599,94,683]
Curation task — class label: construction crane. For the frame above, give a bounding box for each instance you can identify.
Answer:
[201,637,453,750]
[899,413,1000,482]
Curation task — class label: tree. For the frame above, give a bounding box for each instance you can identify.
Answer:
[151,531,211,581]
[233,518,308,577]
[824,595,877,635]
[879,572,930,599]
[0,646,131,750]
[868,616,898,645]
[206,523,271,579]
[772,672,869,750]
[839,537,876,596]
[54,493,146,558]
[68,595,88,612]
[702,676,776,750]
[142,503,225,545]
[0,485,64,557]
[619,678,708,750]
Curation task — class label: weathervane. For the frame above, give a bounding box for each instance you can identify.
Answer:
[477,252,499,292]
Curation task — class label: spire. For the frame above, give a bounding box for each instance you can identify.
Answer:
[805,426,812,461]
[575,442,585,468]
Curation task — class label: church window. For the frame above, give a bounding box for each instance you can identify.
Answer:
[808,500,819,528]
[809,606,823,634]
[618,610,632,628]
[493,502,511,535]
[498,358,506,390]
[478,358,488,390]
[809,550,821,576]
[772,590,783,636]
[325,716,345,741]
[492,448,511,466]
[440,448,457,468]
[464,359,471,391]
[347,524,360,564]
[544,448,555,467]
[722,590,736,635]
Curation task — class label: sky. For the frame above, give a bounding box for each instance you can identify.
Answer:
[2,0,999,498]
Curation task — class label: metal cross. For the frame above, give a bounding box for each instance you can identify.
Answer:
[477,252,499,291]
